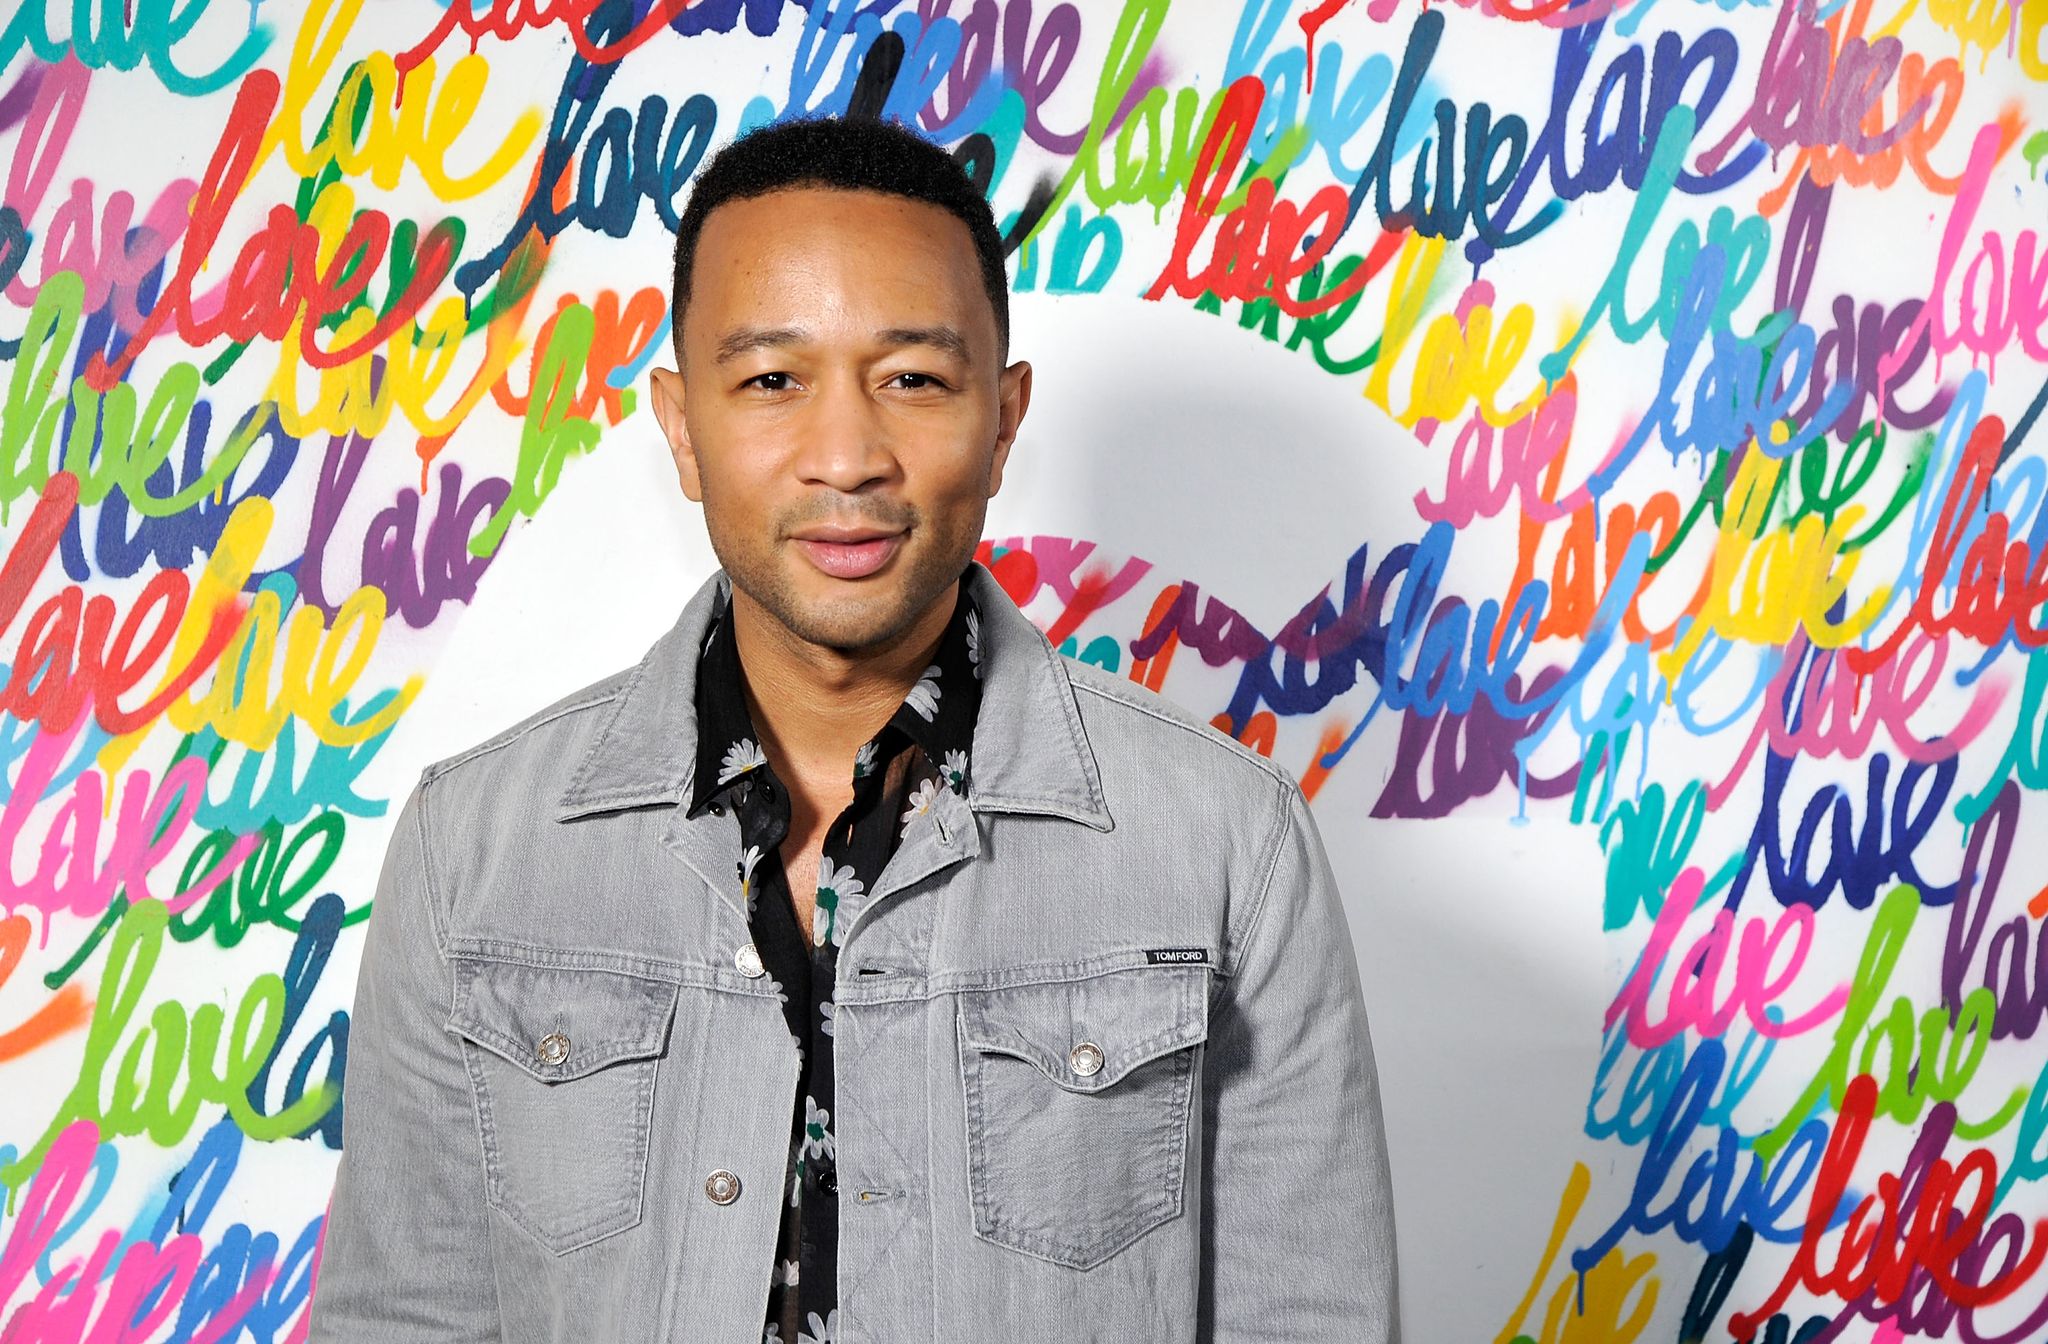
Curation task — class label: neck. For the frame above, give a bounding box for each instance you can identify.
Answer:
[728,578,958,780]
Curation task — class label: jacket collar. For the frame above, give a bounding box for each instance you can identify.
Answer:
[554,560,1112,830]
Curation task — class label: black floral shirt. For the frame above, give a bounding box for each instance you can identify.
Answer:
[686,578,984,1344]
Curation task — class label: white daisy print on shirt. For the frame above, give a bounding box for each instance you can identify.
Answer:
[814,860,865,947]
[819,998,835,1036]
[965,606,981,677]
[738,844,764,912]
[852,739,878,779]
[940,748,968,792]
[904,665,942,720]
[720,738,766,784]
[900,776,941,837]
[800,1310,838,1344]
[803,1094,835,1161]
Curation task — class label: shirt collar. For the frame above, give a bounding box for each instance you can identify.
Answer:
[684,578,985,818]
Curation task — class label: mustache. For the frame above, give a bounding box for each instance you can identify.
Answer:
[777,497,919,534]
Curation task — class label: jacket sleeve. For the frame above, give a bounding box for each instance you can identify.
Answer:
[1200,774,1401,1342]
[309,774,502,1342]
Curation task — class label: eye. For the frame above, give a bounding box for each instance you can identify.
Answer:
[743,372,795,391]
[888,372,948,391]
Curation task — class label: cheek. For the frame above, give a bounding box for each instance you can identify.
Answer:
[914,461,999,532]
[695,426,782,492]
[904,410,999,478]
[696,459,778,531]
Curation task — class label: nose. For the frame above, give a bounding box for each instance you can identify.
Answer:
[790,375,900,493]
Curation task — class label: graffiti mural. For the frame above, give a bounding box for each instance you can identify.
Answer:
[1,0,2046,1338]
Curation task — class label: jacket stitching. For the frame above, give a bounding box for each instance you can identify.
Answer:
[444,940,791,998]
[1033,639,1111,816]
[425,684,629,786]
[420,776,513,1329]
[557,658,652,799]
[412,776,452,966]
[454,1025,667,1077]
[1066,673,1291,788]
[1226,776,1296,982]
[458,1034,658,1254]
[957,974,1206,1079]
[837,953,1218,1002]
[959,1036,1195,1269]
[445,941,693,979]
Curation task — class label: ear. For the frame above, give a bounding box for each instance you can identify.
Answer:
[988,358,1032,498]
[648,365,702,502]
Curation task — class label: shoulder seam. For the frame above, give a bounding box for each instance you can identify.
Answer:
[421,684,628,784]
[1229,771,1299,980]
[413,773,451,961]
[1067,674,1292,788]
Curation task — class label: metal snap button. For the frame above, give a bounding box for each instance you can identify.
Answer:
[537,1032,570,1066]
[735,944,765,978]
[1068,1040,1105,1077]
[704,1169,742,1205]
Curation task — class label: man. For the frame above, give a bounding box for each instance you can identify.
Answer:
[311,115,1399,1344]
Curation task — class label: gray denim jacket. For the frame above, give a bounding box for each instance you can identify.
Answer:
[310,561,1399,1344]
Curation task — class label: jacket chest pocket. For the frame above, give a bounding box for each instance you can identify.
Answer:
[447,957,680,1255]
[956,963,1210,1270]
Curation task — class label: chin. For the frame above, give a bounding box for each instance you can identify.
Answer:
[750,563,917,651]
[783,594,919,652]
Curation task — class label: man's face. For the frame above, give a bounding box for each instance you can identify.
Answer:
[648,185,1030,655]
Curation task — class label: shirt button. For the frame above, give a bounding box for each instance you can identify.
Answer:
[536,1032,570,1066]
[735,944,765,978]
[1068,1041,1105,1077]
[709,802,725,817]
[704,1169,742,1205]
[758,779,776,802]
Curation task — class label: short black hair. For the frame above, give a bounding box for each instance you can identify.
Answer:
[671,116,1009,362]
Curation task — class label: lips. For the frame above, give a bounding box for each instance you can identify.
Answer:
[792,533,904,579]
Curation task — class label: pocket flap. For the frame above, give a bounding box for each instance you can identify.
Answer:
[448,957,680,1083]
[958,964,1209,1093]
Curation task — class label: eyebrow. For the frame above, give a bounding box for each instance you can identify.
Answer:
[712,324,974,365]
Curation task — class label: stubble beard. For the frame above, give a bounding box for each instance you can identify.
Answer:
[711,507,980,656]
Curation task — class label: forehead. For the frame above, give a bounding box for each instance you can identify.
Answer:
[685,186,993,349]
